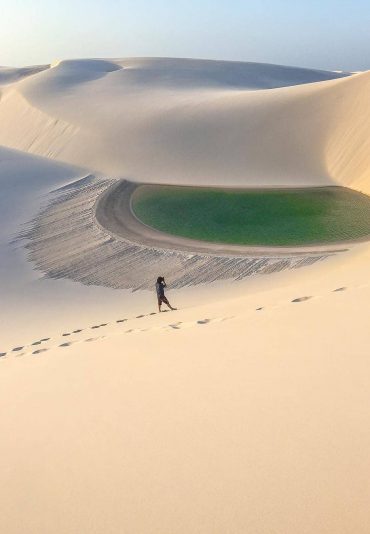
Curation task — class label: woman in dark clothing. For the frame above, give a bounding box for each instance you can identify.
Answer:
[156,276,176,312]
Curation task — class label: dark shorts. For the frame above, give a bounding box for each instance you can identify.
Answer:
[158,295,168,305]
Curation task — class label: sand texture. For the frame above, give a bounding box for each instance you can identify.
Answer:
[0,58,370,534]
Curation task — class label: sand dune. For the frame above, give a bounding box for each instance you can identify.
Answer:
[0,64,49,85]
[0,58,369,192]
[0,58,370,534]
[1,254,370,534]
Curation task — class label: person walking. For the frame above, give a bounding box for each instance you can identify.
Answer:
[156,276,176,312]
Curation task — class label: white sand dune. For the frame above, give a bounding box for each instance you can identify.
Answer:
[0,64,49,85]
[0,58,370,534]
[0,58,369,192]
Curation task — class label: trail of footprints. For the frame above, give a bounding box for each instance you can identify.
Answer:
[0,285,357,360]
[0,311,225,359]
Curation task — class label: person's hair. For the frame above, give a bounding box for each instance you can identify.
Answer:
[157,276,164,284]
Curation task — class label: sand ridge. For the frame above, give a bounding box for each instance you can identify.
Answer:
[0,58,369,192]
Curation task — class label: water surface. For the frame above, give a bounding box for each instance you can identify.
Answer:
[132,186,370,246]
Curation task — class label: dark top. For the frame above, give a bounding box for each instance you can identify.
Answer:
[156,281,165,298]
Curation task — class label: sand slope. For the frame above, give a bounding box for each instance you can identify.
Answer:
[0,58,369,192]
[0,58,370,534]
[1,249,370,534]
[0,64,49,85]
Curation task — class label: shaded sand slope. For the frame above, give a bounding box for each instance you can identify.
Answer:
[0,58,369,192]
[0,64,49,86]
[0,146,84,239]
[0,147,153,350]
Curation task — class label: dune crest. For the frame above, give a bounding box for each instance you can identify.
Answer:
[0,57,368,193]
[0,90,79,158]
[0,64,50,85]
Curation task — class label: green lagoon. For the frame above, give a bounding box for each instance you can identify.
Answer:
[132,185,370,247]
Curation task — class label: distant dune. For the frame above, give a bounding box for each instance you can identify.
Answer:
[0,58,369,193]
[0,64,50,85]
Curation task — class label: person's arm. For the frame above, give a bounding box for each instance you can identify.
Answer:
[163,279,167,288]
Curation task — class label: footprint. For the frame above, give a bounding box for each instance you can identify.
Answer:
[116,319,126,323]
[197,319,211,325]
[168,321,192,330]
[40,338,50,342]
[0,352,7,358]
[169,322,181,330]
[73,329,83,333]
[333,287,346,292]
[32,348,48,355]
[31,341,42,346]
[292,296,312,303]
[256,307,263,311]
[62,333,71,337]
[85,337,98,342]
[91,325,100,329]
[59,342,73,347]
[136,315,145,319]
[149,312,156,316]
[100,324,107,327]
[12,346,24,352]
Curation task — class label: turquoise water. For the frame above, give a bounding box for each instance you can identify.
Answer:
[132,185,370,246]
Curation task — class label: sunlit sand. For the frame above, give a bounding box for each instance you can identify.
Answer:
[0,58,369,534]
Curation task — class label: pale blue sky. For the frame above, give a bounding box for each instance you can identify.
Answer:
[2,0,369,70]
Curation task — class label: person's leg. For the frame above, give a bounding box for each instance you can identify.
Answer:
[162,296,176,311]
[158,298,162,313]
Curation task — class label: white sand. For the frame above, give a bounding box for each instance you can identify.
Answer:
[0,58,370,533]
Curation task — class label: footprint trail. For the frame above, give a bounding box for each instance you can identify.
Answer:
[0,284,361,361]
